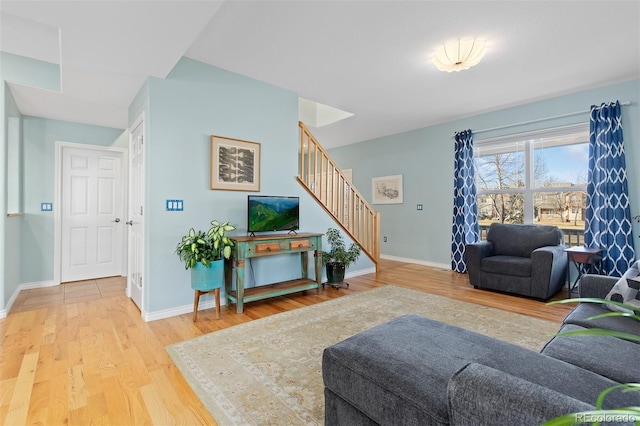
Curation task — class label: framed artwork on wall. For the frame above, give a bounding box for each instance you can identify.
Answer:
[372,174,403,204]
[210,135,261,191]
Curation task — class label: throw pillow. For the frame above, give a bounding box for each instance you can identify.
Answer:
[605,260,640,313]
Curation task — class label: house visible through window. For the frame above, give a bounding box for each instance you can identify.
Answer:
[474,124,589,244]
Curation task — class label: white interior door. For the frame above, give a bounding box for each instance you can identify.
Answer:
[128,117,145,311]
[61,146,125,282]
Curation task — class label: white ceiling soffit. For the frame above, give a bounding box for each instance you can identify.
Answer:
[299,97,354,128]
[1,12,60,64]
[1,1,224,130]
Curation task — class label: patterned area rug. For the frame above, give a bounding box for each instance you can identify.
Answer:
[166,285,560,425]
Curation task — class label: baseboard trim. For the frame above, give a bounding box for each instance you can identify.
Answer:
[2,271,380,321]
[19,280,59,290]
[343,267,376,278]
[1,280,59,318]
[143,268,376,322]
[143,296,226,322]
[1,264,428,321]
[380,254,450,271]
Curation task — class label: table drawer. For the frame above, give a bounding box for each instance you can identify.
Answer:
[289,240,310,250]
[255,242,280,253]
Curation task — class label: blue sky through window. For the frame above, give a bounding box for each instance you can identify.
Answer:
[536,143,588,186]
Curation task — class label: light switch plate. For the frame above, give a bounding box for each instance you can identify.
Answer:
[166,199,184,211]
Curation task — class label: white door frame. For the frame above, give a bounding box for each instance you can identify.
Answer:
[127,112,145,312]
[54,141,128,285]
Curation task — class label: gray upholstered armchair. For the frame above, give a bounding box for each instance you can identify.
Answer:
[465,223,568,301]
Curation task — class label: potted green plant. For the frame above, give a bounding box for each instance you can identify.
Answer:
[323,228,361,287]
[176,220,236,291]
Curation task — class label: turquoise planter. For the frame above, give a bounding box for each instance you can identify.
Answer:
[191,260,224,291]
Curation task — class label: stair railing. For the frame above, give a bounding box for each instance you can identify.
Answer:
[297,122,380,268]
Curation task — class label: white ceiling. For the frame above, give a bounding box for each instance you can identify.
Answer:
[2,1,639,148]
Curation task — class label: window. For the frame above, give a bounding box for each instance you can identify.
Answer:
[474,124,589,236]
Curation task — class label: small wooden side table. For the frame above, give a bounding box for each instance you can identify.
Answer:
[564,246,605,298]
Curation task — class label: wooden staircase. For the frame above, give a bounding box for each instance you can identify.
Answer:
[297,122,380,270]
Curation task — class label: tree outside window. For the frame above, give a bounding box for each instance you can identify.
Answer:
[474,125,589,242]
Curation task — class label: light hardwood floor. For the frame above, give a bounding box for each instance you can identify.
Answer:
[1,260,573,425]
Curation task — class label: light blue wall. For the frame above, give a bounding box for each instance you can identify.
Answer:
[20,118,125,284]
[136,58,352,313]
[329,79,640,267]
[0,82,6,309]
[2,85,23,308]
[0,52,61,92]
[4,87,22,303]
[1,53,61,311]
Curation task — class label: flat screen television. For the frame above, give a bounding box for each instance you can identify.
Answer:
[248,195,300,234]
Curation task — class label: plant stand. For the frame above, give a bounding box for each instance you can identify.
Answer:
[322,281,349,290]
[324,263,349,290]
[193,288,220,322]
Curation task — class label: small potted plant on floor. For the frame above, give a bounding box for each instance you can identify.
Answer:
[176,220,236,291]
[323,228,361,288]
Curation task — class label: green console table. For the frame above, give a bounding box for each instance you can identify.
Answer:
[224,233,323,313]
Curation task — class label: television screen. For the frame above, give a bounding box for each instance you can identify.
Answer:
[248,195,300,233]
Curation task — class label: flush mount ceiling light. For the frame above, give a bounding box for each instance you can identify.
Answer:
[432,38,486,72]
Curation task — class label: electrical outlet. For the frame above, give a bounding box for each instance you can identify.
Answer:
[383,236,388,242]
[417,204,423,211]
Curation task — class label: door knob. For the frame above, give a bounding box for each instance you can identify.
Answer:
[112,218,121,223]
[126,220,134,226]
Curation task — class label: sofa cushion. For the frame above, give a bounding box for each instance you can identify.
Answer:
[542,323,640,383]
[487,223,562,257]
[481,255,531,277]
[605,261,640,313]
[579,274,619,299]
[563,303,640,341]
[448,363,595,426]
[322,315,638,426]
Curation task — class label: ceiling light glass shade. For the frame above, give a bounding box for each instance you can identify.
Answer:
[432,39,486,72]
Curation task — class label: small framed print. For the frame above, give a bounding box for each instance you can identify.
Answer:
[210,135,261,191]
[372,174,403,204]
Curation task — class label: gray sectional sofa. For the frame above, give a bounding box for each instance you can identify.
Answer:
[322,270,640,425]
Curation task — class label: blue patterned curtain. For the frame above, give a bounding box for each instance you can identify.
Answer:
[451,129,480,273]
[584,101,635,276]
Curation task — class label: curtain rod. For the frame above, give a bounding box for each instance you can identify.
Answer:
[468,100,632,136]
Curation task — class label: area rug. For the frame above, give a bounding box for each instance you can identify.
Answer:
[166,285,560,425]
